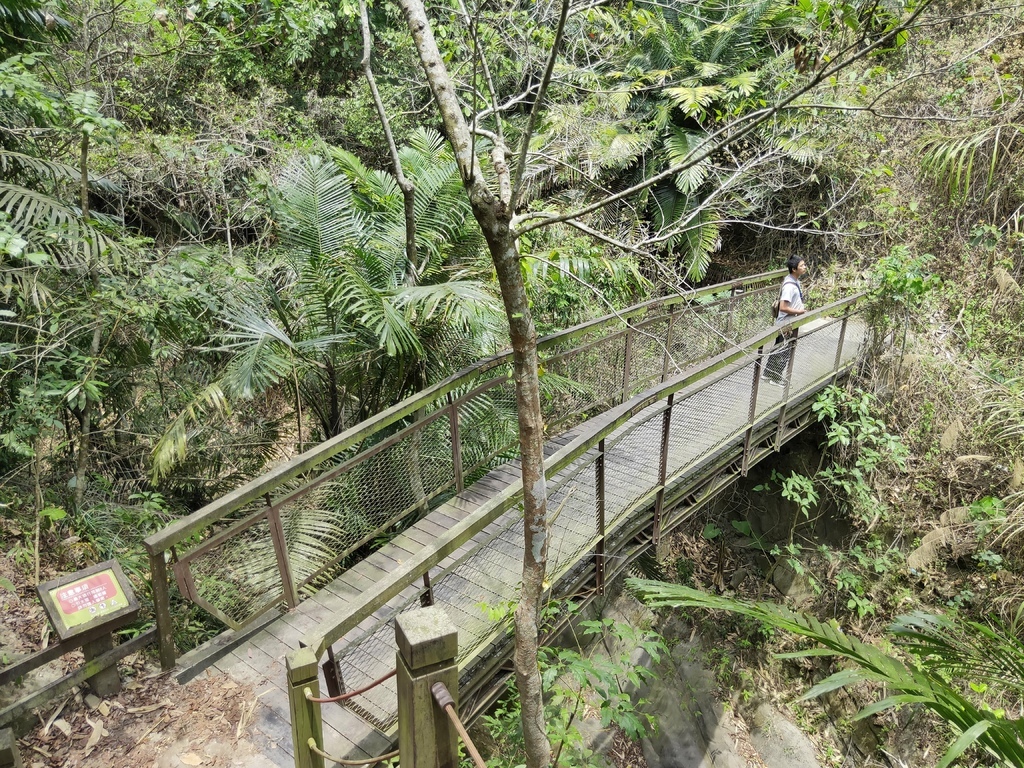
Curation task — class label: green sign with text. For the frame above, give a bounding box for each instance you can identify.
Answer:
[37,560,139,641]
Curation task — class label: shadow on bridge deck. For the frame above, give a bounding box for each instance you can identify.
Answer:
[181,316,867,766]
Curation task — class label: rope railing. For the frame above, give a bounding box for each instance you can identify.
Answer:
[431,682,487,768]
[306,738,399,766]
[304,668,396,704]
[145,270,787,668]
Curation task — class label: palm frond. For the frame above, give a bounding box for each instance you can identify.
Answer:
[274,155,367,257]
[0,180,121,267]
[0,150,121,194]
[627,581,1024,768]
[920,125,1023,205]
[150,383,231,481]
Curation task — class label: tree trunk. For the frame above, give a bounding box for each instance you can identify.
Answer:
[490,232,550,768]
[74,131,101,512]
[395,0,551,762]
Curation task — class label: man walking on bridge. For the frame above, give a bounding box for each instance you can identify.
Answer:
[765,256,808,385]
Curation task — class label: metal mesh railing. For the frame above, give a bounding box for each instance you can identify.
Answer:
[145,272,789,647]
[308,304,870,732]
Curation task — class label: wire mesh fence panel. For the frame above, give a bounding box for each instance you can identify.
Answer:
[600,410,666,533]
[458,373,519,479]
[284,412,455,590]
[546,460,599,579]
[627,316,671,394]
[732,288,775,340]
[179,513,286,628]
[542,331,628,430]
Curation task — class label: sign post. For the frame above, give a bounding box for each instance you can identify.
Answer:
[36,561,139,697]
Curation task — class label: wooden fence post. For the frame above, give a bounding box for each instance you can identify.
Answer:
[0,728,22,768]
[147,548,176,671]
[286,648,325,768]
[396,607,459,768]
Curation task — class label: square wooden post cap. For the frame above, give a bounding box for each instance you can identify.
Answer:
[395,608,458,671]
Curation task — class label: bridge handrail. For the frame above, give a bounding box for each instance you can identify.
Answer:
[298,291,869,658]
[144,269,783,556]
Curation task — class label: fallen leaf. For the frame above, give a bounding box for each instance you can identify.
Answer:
[127,700,171,714]
[52,719,72,738]
[84,716,103,757]
[180,753,204,766]
[97,700,111,716]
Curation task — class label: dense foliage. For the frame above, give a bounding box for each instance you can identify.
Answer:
[3,0,1024,761]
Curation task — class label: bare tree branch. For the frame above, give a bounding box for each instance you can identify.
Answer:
[360,0,418,279]
[510,0,571,210]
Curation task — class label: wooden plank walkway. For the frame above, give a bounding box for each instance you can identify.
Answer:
[195,318,865,766]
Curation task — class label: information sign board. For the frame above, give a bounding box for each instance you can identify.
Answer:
[37,561,139,642]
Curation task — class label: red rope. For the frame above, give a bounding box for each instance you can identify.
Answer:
[305,668,396,703]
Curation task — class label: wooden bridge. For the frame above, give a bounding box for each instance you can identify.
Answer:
[143,271,870,767]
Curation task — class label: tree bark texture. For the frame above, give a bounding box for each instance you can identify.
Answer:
[396,0,551,763]
[74,131,101,512]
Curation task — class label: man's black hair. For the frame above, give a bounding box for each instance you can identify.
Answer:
[786,255,804,273]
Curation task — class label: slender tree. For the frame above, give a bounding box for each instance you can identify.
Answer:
[391,0,930,763]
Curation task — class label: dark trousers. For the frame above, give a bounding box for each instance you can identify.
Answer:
[764,334,792,381]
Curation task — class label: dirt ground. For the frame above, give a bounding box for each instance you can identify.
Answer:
[2,549,655,768]
[1,552,289,768]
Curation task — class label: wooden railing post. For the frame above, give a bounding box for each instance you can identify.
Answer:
[652,394,674,545]
[396,607,459,768]
[595,439,606,595]
[147,548,176,670]
[286,647,325,768]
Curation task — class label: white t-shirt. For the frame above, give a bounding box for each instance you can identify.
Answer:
[776,276,804,323]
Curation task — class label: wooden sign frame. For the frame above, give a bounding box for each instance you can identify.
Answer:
[36,560,139,642]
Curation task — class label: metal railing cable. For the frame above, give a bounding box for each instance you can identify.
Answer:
[432,682,487,768]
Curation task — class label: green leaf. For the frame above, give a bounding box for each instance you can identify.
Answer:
[936,720,992,768]
[702,522,722,540]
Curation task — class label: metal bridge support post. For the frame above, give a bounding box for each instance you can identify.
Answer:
[831,315,850,383]
[652,394,674,545]
[726,283,739,336]
[286,647,325,768]
[397,608,459,768]
[267,495,299,609]
[775,328,801,449]
[661,309,677,382]
[620,323,634,403]
[447,393,464,492]
[741,346,765,476]
[595,439,606,595]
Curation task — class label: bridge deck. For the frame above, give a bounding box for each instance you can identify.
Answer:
[196,318,864,766]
